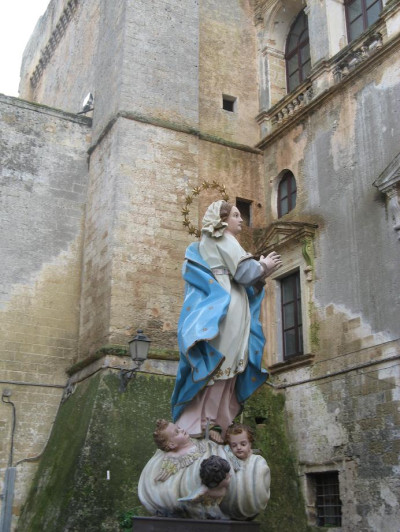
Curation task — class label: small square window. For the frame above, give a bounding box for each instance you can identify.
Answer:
[222,95,237,112]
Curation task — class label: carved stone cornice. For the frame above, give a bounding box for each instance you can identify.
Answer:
[255,221,318,281]
[373,151,400,193]
[256,221,318,254]
[374,151,400,239]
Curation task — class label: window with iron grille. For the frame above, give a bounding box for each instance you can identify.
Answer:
[281,271,303,359]
[285,10,311,93]
[278,171,297,217]
[308,472,342,527]
[222,94,237,112]
[345,0,383,43]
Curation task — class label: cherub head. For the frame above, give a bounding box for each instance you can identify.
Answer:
[225,423,254,461]
[200,455,231,489]
[153,419,191,452]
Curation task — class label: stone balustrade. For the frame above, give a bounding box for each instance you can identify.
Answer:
[256,81,314,137]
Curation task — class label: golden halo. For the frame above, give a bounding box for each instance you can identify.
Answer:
[182,181,230,238]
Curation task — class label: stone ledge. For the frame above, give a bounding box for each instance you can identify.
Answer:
[0,93,92,125]
[66,345,179,384]
[133,516,259,531]
[66,345,180,376]
[268,353,315,375]
[88,110,262,158]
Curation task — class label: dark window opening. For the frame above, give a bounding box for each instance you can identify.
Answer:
[222,95,236,112]
[345,0,383,42]
[281,271,303,360]
[236,198,252,226]
[285,10,311,93]
[308,472,342,527]
[278,171,297,217]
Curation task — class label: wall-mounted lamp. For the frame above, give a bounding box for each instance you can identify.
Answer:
[119,329,151,392]
[78,92,94,114]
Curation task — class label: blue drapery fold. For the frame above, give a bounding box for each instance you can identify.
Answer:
[171,242,268,421]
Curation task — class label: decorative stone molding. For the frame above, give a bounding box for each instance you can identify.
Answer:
[260,221,318,366]
[268,352,315,375]
[302,237,315,281]
[256,221,318,279]
[257,221,318,251]
[332,32,383,83]
[254,0,279,24]
[373,151,400,240]
[30,0,80,89]
[256,1,400,143]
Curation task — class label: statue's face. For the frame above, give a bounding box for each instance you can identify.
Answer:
[226,206,243,235]
[164,423,190,450]
[228,432,252,460]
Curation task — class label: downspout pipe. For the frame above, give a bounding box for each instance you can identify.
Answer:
[0,390,17,532]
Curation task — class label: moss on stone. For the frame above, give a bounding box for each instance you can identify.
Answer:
[19,373,310,531]
[18,371,175,531]
[66,345,180,376]
[148,347,180,360]
[242,386,312,532]
[308,301,320,351]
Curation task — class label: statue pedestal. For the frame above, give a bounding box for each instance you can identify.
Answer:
[133,516,259,531]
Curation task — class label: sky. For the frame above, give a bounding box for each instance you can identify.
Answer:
[0,1,50,97]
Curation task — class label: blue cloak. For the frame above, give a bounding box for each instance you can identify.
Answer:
[171,242,268,422]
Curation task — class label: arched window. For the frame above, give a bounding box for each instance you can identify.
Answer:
[285,10,311,94]
[278,172,297,217]
[345,0,383,43]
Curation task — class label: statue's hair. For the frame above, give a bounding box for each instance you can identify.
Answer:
[219,201,234,222]
[225,423,255,444]
[200,455,231,488]
[153,418,171,451]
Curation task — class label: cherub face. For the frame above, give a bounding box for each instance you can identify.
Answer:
[163,423,190,450]
[228,432,252,460]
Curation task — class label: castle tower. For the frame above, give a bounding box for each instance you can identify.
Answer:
[19,0,265,357]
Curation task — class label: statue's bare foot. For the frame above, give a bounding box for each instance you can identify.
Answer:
[209,429,223,444]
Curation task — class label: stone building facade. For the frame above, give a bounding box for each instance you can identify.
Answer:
[0,0,399,530]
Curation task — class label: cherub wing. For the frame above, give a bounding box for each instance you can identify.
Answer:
[154,458,178,482]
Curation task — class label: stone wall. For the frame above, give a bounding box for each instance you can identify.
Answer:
[0,94,91,526]
[17,368,310,532]
[199,0,260,146]
[19,0,100,115]
[78,118,200,355]
[7,0,400,530]
[76,0,266,357]
[259,14,400,530]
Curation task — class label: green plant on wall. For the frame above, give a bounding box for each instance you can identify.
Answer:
[19,372,311,532]
[119,506,146,530]
[308,301,320,351]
